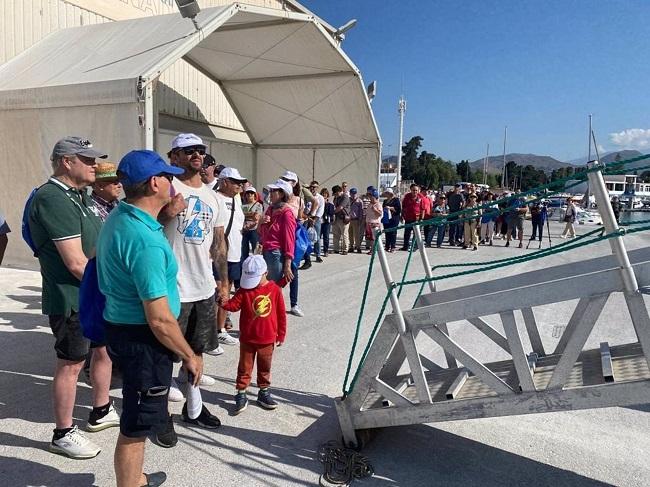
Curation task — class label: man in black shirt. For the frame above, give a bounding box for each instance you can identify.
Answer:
[447,184,465,246]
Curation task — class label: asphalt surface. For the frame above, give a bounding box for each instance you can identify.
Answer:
[0,220,649,487]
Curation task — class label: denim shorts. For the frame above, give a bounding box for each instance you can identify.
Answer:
[105,324,173,438]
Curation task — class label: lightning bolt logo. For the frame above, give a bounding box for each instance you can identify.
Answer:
[176,196,213,244]
[253,294,272,318]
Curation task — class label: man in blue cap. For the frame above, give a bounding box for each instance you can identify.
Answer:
[96,150,203,487]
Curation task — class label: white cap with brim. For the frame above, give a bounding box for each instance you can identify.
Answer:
[384,188,394,194]
[266,179,293,197]
[244,186,257,194]
[171,133,206,150]
[240,255,267,289]
[281,170,298,182]
[219,166,247,182]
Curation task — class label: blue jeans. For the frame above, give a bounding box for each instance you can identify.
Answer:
[313,217,322,257]
[448,219,461,243]
[263,249,298,307]
[426,225,446,247]
[320,221,331,254]
[241,230,259,261]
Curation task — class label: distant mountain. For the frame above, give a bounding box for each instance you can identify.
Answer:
[469,153,572,174]
[566,150,643,166]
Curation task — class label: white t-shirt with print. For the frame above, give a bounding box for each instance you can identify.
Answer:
[164,179,227,302]
[215,191,245,263]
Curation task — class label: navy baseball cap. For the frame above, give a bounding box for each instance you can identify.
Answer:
[118,150,184,185]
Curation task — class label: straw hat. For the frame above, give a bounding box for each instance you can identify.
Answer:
[95,162,118,182]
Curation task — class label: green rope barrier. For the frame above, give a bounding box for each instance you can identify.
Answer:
[344,290,393,396]
[396,237,417,298]
[400,224,650,288]
[341,152,650,396]
[411,227,605,307]
[341,236,381,397]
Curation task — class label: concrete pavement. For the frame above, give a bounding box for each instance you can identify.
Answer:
[0,220,649,486]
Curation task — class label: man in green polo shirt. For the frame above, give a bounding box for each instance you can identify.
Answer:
[28,136,118,459]
[97,150,202,487]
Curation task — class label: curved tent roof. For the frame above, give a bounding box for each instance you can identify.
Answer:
[0,3,380,186]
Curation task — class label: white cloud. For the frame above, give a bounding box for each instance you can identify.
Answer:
[609,128,650,149]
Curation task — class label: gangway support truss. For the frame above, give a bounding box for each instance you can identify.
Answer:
[335,163,650,447]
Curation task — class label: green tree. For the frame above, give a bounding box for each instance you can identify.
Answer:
[456,159,472,181]
[400,136,423,181]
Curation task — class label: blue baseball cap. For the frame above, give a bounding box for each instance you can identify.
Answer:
[117,150,184,185]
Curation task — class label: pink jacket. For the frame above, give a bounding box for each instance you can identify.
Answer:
[259,204,296,260]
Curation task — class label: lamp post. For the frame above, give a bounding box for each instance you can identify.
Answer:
[396,96,406,195]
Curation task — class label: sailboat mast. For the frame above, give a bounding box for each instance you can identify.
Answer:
[396,96,406,195]
[501,126,507,188]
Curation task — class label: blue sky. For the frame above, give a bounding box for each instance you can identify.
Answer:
[301,0,650,163]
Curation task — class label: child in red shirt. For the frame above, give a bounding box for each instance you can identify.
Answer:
[220,255,287,414]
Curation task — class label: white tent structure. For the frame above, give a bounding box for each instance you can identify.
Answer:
[0,3,380,266]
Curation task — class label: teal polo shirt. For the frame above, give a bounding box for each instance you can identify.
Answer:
[96,201,180,325]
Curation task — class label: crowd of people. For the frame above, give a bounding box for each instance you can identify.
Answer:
[21,132,585,486]
[23,133,399,486]
[385,182,580,252]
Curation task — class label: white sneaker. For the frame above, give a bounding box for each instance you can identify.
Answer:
[289,305,305,317]
[168,378,184,402]
[218,332,239,346]
[50,425,101,459]
[86,403,120,432]
[205,345,224,356]
[176,373,216,387]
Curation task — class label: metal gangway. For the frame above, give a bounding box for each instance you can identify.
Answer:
[335,162,650,447]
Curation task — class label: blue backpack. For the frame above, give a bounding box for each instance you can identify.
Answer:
[293,221,313,266]
[21,187,40,256]
[79,257,107,342]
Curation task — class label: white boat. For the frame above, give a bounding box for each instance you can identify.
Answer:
[604,174,648,208]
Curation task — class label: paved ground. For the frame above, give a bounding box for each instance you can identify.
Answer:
[1,220,649,487]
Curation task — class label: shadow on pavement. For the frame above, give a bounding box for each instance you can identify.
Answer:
[363,424,614,486]
[174,383,339,486]
[0,454,97,487]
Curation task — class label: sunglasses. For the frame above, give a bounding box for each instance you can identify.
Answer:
[179,147,206,156]
[155,173,173,182]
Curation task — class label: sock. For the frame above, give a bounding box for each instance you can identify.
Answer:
[236,389,246,396]
[53,426,74,441]
[92,402,110,416]
[185,369,203,420]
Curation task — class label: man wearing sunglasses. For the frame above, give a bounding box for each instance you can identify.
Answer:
[158,133,227,437]
[213,167,248,347]
[199,154,218,190]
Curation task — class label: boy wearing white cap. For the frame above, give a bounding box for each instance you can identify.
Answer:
[219,255,287,414]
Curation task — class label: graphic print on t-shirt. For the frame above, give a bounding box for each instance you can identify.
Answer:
[176,195,214,244]
[253,294,272,318]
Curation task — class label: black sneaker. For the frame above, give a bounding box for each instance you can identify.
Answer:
[181,403,221,429]
[299,261,312,270]
[257,389,278,410]
[153,415,177,448]
[315,257,323,263]
[234,392,248,415]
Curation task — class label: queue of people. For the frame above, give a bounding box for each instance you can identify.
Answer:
[25,132,392,486]
[391,182,565,252]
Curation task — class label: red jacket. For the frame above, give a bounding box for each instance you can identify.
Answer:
[421,195,433,219]
[258,204,296,260]
[401,193,425,222]
[220,280,287,344]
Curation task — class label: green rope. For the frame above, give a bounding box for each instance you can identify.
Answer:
[344,290,393,396]
[400,224,650,287]
[411,227,604,307]
[341,235,381,397]
[396,236,417,298]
